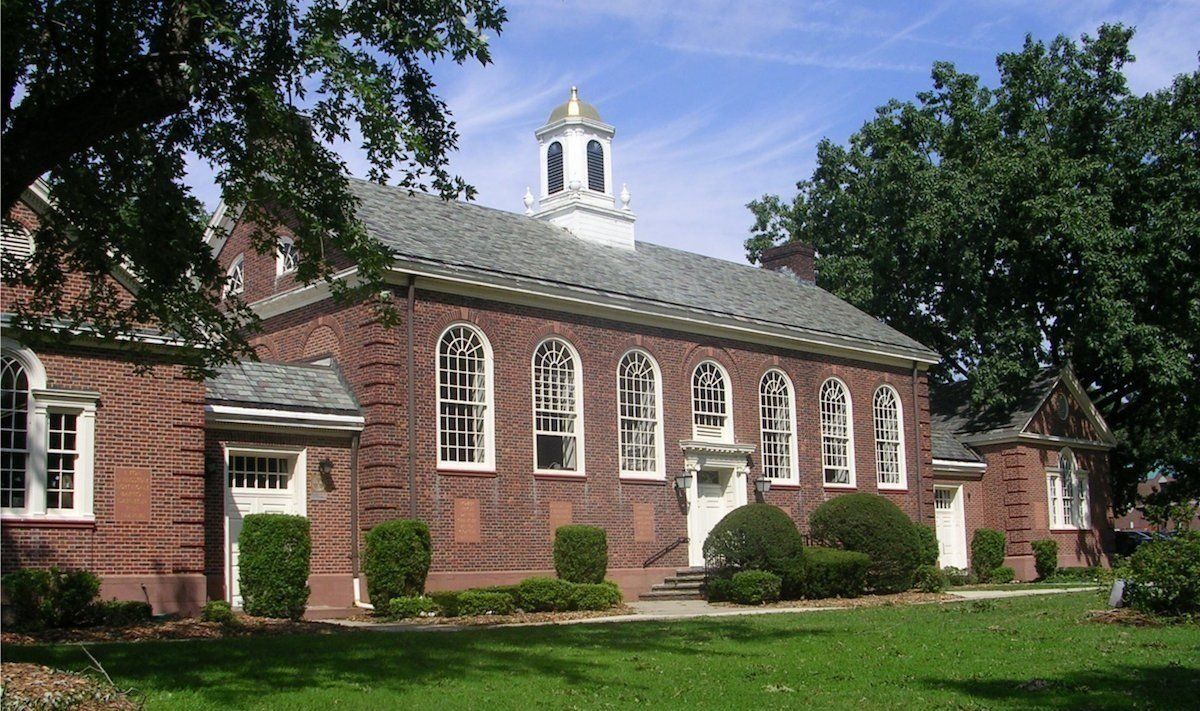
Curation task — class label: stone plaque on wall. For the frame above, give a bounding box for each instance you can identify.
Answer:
[113,467,152,523]
[454,498,481,543]
[633,503,655,543]
[548,500,573,540]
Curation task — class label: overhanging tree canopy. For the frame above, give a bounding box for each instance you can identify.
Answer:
[746,25,1199,508]
[2,0,506,372]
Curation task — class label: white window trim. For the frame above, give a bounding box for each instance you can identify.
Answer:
[225,254,245,296]
[531,337,586,476]
[1047,448,1090,531]
[759,369,799,484]
[276,236,298,277]
[691,360,734,443]
[616,348,665,480]
[873,384,908,490]
[435,323,496,473]
[820,376,857,489]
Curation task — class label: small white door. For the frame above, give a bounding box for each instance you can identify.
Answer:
[689,470,737,566]
[225,452,303,607]
[934,485,968,569]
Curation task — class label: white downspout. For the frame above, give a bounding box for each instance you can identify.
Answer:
[353,577,374,610]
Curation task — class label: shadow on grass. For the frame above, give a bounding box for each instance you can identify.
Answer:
[923,663,1200,710]
[3,617,829,707]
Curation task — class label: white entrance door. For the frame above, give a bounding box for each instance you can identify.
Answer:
[689,470,737,566]
[934,485,968,569]
[225,451,305,607]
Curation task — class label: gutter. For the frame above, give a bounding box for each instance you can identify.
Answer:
[349,432,372,610]
[406,274,417,518]
[912,363,926,522]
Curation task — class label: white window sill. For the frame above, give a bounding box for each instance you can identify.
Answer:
[877,483,909,491]
[436,463,495,473]
[1,513,96,526]
[534,470,585,478]
[619,474,666,483]
[1050,525,1090,532]
[823,482,857,490]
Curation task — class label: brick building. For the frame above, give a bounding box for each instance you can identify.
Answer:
[2,89,1115,614]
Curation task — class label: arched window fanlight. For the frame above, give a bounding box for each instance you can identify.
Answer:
[587,140,604,192]
[547,142,564,194]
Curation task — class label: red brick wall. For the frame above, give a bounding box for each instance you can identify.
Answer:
[1026,382,1102,441]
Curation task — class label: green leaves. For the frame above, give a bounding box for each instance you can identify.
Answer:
[746,24,1200,505]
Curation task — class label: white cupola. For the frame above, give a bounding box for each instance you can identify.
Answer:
[528,87,636,249]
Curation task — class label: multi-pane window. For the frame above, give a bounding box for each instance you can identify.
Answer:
[225,256,244,296]
[759,370,796,481]
[547,142,564,194]
[618,351,660,476]
[533,339,580,471]
[1048,448,1090,529]
[934,488,953,510]
[692,362,730,440]
[437,325,491,466]
[873,386,905,488]
[277,238,299,275]
[1,355,29,509]
[45,413,77,509]
[587,140,605,192]
[228,454,291,490]
[820,378,854,486]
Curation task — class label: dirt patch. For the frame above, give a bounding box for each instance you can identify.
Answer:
[1,614,344,646]
[347,605,636,628]
[1083,608,1171,627]
[1,662,138,710]
[712,591,954,610]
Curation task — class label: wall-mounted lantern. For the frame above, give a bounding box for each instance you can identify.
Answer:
[754,477,772,494]
[674,470,694,491]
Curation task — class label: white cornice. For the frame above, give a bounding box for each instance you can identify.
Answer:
[931,458,987,480]
[961,431,1115,451]
[204,404,364,434]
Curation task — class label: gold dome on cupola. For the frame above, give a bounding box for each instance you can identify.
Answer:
[547,86,603,123]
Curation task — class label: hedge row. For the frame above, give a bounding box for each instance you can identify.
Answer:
[388,577,622,619]
[1,567,153,630]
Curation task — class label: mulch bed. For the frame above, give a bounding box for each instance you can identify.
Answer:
[1,614,344,646]
[1083,608,1178,627]
[345,605,636,627]
[1,663,139,710]
[712,591,954,610]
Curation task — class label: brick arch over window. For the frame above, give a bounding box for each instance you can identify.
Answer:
[680,344,740,384]
[302,324,342,362]
[254,343,275,361]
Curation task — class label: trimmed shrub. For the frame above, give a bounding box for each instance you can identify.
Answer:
[428,591,462,617]
[1047,566,1103,583]
[916,525,940,567]
[364,519,432,605]
[970,529,1006,579]
[1032,539,1059,580]
[387,595,438,619]
[201,600,237,625]
[809,494,923,593]
[238,513,311,619]
[97,600,152,627]
[914,565,947,593]
[1124,531,1200,616]
[1,567,101,629]
[457,590,515,616]
[788,547,870,599]
[553,525,608,584]
[703,504,805,576]
[941,567,972,587]
[987,566,1016,584]
[728,570,782,605]
[706,576,734,602]
[515,577,576,612]
[571,581,623,611]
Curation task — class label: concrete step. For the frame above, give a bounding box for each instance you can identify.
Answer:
[639,588,706,601]
[654,578,704,590]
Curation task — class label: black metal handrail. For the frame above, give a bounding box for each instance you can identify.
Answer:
[643,536,688,568]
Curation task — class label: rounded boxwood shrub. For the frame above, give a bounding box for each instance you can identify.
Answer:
[571,581,623,611]
[1031,539,1059,580]
[554,525,608,584]
[808,494,923,593]
[238,513,311,619]
[728,570,782,605]
[364,519,432,605]
[387,595,438,619]
[916,525,939,566]
[987,566,1016,584]
[457,590,515,616]
[1,567,102,629]
[515,576,576,612]
[201,600,237,625]
[970,529,1006,579]
[913,564,947,593]
[1124,531,1200,616]
[702,504,804,576]
[97,600,152,627]
[787,547,870,599]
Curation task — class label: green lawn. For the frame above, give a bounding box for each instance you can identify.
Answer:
[5,593,1197,710]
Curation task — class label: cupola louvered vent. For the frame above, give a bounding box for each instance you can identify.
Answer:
[547,142,564,194]
[587,140,605,192]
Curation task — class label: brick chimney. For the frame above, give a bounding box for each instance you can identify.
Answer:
[759,241,815,282]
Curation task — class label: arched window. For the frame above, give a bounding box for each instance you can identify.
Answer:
[437,325,493,468]
[873,385,906,489]
[618,350,663,477]
[532,339,582,472]
[759,370,797,481]
[1,355,30,509]
[277,236,299,276]
[1048,448,1089,529]
[820,378,855,486]
[692,361,731,441]
[225,255,244,297]
[587,140,605,192]
[547,142,564,194]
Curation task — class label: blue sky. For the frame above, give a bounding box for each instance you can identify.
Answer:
[197,0,1199,264]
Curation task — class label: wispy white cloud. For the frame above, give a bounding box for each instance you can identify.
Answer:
[661,42,928,73]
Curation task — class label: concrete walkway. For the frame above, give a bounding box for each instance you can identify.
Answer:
[326,586,1095,632]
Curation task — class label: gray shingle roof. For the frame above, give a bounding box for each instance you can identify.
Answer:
[930,369,1060,436]
[931,424,982,462]
[348,180,937,360]
[205,361,360,415]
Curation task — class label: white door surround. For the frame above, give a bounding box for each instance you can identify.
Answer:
[223,446,307,607]
[680,440,753,567]
[934,484,968,570]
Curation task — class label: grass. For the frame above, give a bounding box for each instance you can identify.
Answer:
[5,593,1197,710]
